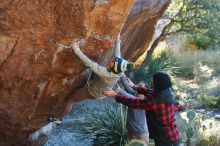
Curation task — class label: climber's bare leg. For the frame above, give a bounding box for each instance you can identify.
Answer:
[58,87,95,120]
[73,87,96,102]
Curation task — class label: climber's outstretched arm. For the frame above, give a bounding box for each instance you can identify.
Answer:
[73,47,117,78]
[114,34,121,58]
[120,74,135,95]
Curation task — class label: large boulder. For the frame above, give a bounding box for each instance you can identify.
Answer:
[0,0,170,145]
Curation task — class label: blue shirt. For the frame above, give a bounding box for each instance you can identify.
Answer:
[120,75,148,135]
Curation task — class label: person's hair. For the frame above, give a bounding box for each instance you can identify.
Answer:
[152,71,172,93]
[126,139,147,146]
[126,62,135,71]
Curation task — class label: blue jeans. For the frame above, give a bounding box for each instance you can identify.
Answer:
[154,139,180,146]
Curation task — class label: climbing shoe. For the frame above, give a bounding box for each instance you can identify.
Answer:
[48,116,62,125]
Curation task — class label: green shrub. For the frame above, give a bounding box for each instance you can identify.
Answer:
[133,50,180,85]
[187,35,211,50]
[198,139,210,146]
[201,96,220,109]
[75,99,128,146]
[209,135,218,145]
[198,136,218,146]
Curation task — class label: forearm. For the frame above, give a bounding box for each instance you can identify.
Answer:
[136,87,153,95]
[74,48,112,78]
[118,90,136,99]
[114,39,121,58]
[115,95,150,110]
[74,48,94,67]
[120,74,135,95]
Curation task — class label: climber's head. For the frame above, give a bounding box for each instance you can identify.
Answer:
[109,57,135,74]
[151,71,172,92]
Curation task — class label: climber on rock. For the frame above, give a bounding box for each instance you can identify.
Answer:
[49,34,135,124]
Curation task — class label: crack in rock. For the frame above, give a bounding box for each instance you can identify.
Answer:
[0,37,19,71]
[28,81,48,120]
[52,45,64,66]
[33,49,45,61]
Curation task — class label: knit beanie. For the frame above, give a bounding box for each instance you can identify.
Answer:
[153,71,172,92]
[114,57,127,74]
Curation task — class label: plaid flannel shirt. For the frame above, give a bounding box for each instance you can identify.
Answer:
[115,87,182,141]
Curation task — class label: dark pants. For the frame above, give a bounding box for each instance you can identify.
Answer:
[154,139,180,146]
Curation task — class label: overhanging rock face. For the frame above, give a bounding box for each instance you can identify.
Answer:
[0,0,170,145]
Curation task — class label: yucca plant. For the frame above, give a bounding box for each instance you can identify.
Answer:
[75,99,128,146]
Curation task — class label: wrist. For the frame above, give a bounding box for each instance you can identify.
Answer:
[134,91,138,96]
[72,47,79,52]
[132,85,138,90]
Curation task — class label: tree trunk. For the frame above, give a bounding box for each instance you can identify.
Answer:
[141,34,164,67]
[140,19,173,68]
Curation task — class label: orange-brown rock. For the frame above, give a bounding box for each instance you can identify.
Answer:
[0,0,170,145]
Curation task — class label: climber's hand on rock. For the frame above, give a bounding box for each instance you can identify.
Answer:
[57,43,65,49]
[70,41,79,51]
[103,87,117,98]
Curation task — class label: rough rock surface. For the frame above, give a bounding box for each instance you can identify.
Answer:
[0,0,170,145]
